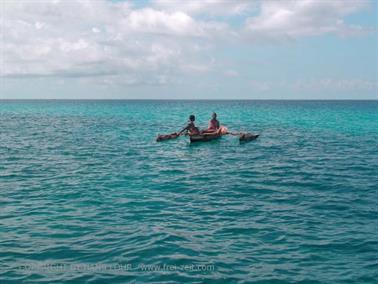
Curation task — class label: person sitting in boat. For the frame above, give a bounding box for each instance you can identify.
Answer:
[203,112,220,133]
[178,114,200,135]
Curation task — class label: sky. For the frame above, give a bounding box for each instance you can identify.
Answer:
[1,0,377,99]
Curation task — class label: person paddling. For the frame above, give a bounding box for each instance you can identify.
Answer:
[178,115,200,135]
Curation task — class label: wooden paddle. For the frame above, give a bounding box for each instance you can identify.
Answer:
[156,132,181,142]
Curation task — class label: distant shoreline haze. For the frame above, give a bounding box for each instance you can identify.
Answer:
[0,99,377,102]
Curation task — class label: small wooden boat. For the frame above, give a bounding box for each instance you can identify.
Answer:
[189,126,228,143]
[157,127,259,144]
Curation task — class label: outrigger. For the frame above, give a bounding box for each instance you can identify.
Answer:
[156,128,259,144]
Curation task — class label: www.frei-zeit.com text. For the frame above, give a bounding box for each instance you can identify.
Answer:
[13,263,215,272]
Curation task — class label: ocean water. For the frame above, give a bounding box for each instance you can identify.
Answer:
[0,100,377,283]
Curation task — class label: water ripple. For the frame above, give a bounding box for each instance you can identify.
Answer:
[0,100,377,283]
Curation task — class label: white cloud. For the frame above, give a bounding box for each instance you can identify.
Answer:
[1,0,226,82]
[244,0,372,40]
[0,0,374,85]
[127,9,200,36]
[152,0,255,16]
[224,69,239,77]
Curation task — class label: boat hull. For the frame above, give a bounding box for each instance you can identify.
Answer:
[189,133,222,143]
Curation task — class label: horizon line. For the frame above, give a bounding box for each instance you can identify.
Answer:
[0,99,377,101]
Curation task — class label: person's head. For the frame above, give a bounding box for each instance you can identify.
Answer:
[212,112,217,119]
[189,114,195,122]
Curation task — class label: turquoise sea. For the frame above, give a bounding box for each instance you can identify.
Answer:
[0,100,377,283]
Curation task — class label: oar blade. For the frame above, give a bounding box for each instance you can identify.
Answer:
[156,132,179,142]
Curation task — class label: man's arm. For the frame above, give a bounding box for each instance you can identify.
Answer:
[178,124,189,135]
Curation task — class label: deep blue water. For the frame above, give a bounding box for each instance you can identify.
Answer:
[0,100,377,283]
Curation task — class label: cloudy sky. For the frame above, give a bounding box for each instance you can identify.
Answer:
[1,0,377,99]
